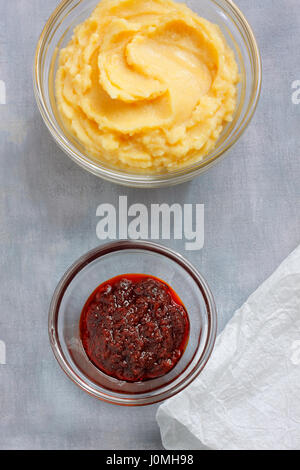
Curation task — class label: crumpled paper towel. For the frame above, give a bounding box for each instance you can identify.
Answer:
[157,245,300,450]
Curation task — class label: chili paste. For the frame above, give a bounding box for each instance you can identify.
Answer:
[80,274,190,382]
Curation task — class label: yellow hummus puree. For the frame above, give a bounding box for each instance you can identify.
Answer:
[56,0,239,172]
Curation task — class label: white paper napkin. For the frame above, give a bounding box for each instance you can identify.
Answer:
[157,245,300,450]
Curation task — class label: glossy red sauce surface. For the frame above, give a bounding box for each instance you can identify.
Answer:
[80,274,190,382]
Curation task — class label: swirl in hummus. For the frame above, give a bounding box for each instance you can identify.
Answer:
[56,0,239,172]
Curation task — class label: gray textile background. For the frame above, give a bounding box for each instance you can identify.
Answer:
[0,0,299,450]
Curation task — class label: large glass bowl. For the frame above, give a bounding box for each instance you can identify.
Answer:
[48,241,217,406]
[34,0,261,187]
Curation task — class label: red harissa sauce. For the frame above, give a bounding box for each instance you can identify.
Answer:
[80,274,190,382]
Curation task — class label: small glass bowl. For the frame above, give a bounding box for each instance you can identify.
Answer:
[49,241,217,406]
[34,0,261,188]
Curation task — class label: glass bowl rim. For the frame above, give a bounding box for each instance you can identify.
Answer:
[34,0,262,188]
[48,240,217,406]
